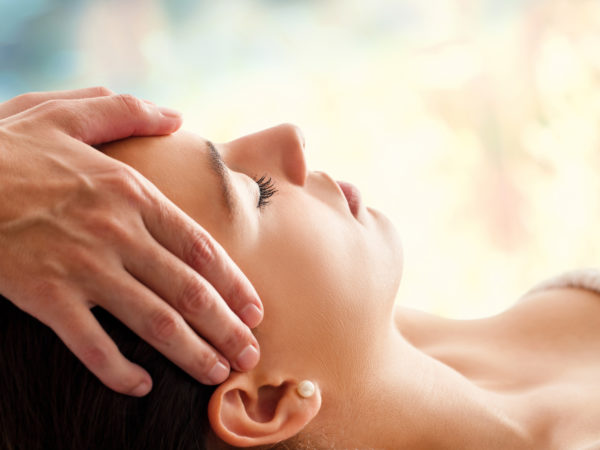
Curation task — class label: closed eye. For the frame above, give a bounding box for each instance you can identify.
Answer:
[253,175,277,209]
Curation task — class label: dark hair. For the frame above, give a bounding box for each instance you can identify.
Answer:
[0,295,311,449]
[0,294,231,450]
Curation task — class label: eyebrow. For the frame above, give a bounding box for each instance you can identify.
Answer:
[205,140,237,219]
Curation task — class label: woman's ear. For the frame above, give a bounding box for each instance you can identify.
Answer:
[208,373,321,447]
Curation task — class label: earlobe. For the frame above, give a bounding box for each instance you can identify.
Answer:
[208,373,321,447]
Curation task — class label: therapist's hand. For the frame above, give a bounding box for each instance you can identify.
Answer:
[0,88,263,396]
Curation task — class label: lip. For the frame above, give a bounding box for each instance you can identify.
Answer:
[336,180,362,218]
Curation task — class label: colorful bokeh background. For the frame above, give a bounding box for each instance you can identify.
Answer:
[2,0,599,318]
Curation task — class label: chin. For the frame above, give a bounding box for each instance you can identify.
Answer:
[364,211,404,306]
[373,207,403,263]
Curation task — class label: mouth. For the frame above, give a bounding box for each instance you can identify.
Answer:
[336,181,362,218]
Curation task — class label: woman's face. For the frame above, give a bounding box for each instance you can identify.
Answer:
[102,124,403,387]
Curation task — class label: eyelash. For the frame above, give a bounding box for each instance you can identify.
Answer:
[253,175,277,209]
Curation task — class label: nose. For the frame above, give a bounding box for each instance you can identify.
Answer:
[227,123,308,186]
[270,123,307,186]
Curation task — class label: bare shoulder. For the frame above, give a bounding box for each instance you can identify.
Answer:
[397,287,600,382]
[517,285,600,313]
[397,290,600,448]
[502,287,600,353]
[459,288,600,448]
[396,287,600,351]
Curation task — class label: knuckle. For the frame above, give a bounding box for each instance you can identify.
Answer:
[39,98,69,113]
[87,214,132,245]
[102,164,147,206]
[222,325,250,352]
[26,279,67,312]
[67,246,102,276]
[29,278,62,300]
[147,308,181,344]
[79,343,108,370]
[12,92,38,109]
[38,99,87,138]
[115,93,145,116]
[107,162,136,182]
[226,278,247,306]
[178,277,212,315]
[193,349,220,374]
[187,232,216,269]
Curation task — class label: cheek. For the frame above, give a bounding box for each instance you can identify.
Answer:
[236,198,396,370]
[254,192,401,316]
[266,198,372,302]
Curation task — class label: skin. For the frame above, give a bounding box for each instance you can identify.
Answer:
[102,124,600,449]
[0,88,263,397]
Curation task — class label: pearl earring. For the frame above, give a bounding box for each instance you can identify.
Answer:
[296,380,315,398]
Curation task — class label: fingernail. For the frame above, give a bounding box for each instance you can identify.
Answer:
[236,345,260,371]
[131,380,152,397]
[239,304,263,328]
[158,105,182,118]
[208,361,229,384]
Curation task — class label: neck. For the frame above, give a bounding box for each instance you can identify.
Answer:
[327,314,532,449]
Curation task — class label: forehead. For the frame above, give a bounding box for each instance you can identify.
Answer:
[101,131,233,243]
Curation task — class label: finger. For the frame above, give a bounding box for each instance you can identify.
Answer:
[45,299,153,397]
[0,86,116,119]
[33,93,183,145]
[140,197,264,328]
[122,233,261,373]
[97,272,234,385]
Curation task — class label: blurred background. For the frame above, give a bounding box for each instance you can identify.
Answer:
[1,0,599,319]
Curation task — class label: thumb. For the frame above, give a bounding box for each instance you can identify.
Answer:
[37,94,183,145]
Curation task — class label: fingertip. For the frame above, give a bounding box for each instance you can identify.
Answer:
[239,303,263,329]
[157,105,182,119]
[235,344,260,372]
[46,94,185,144]
[207,361,230,385]
[157,106,183,134]
[130,376,153,397]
